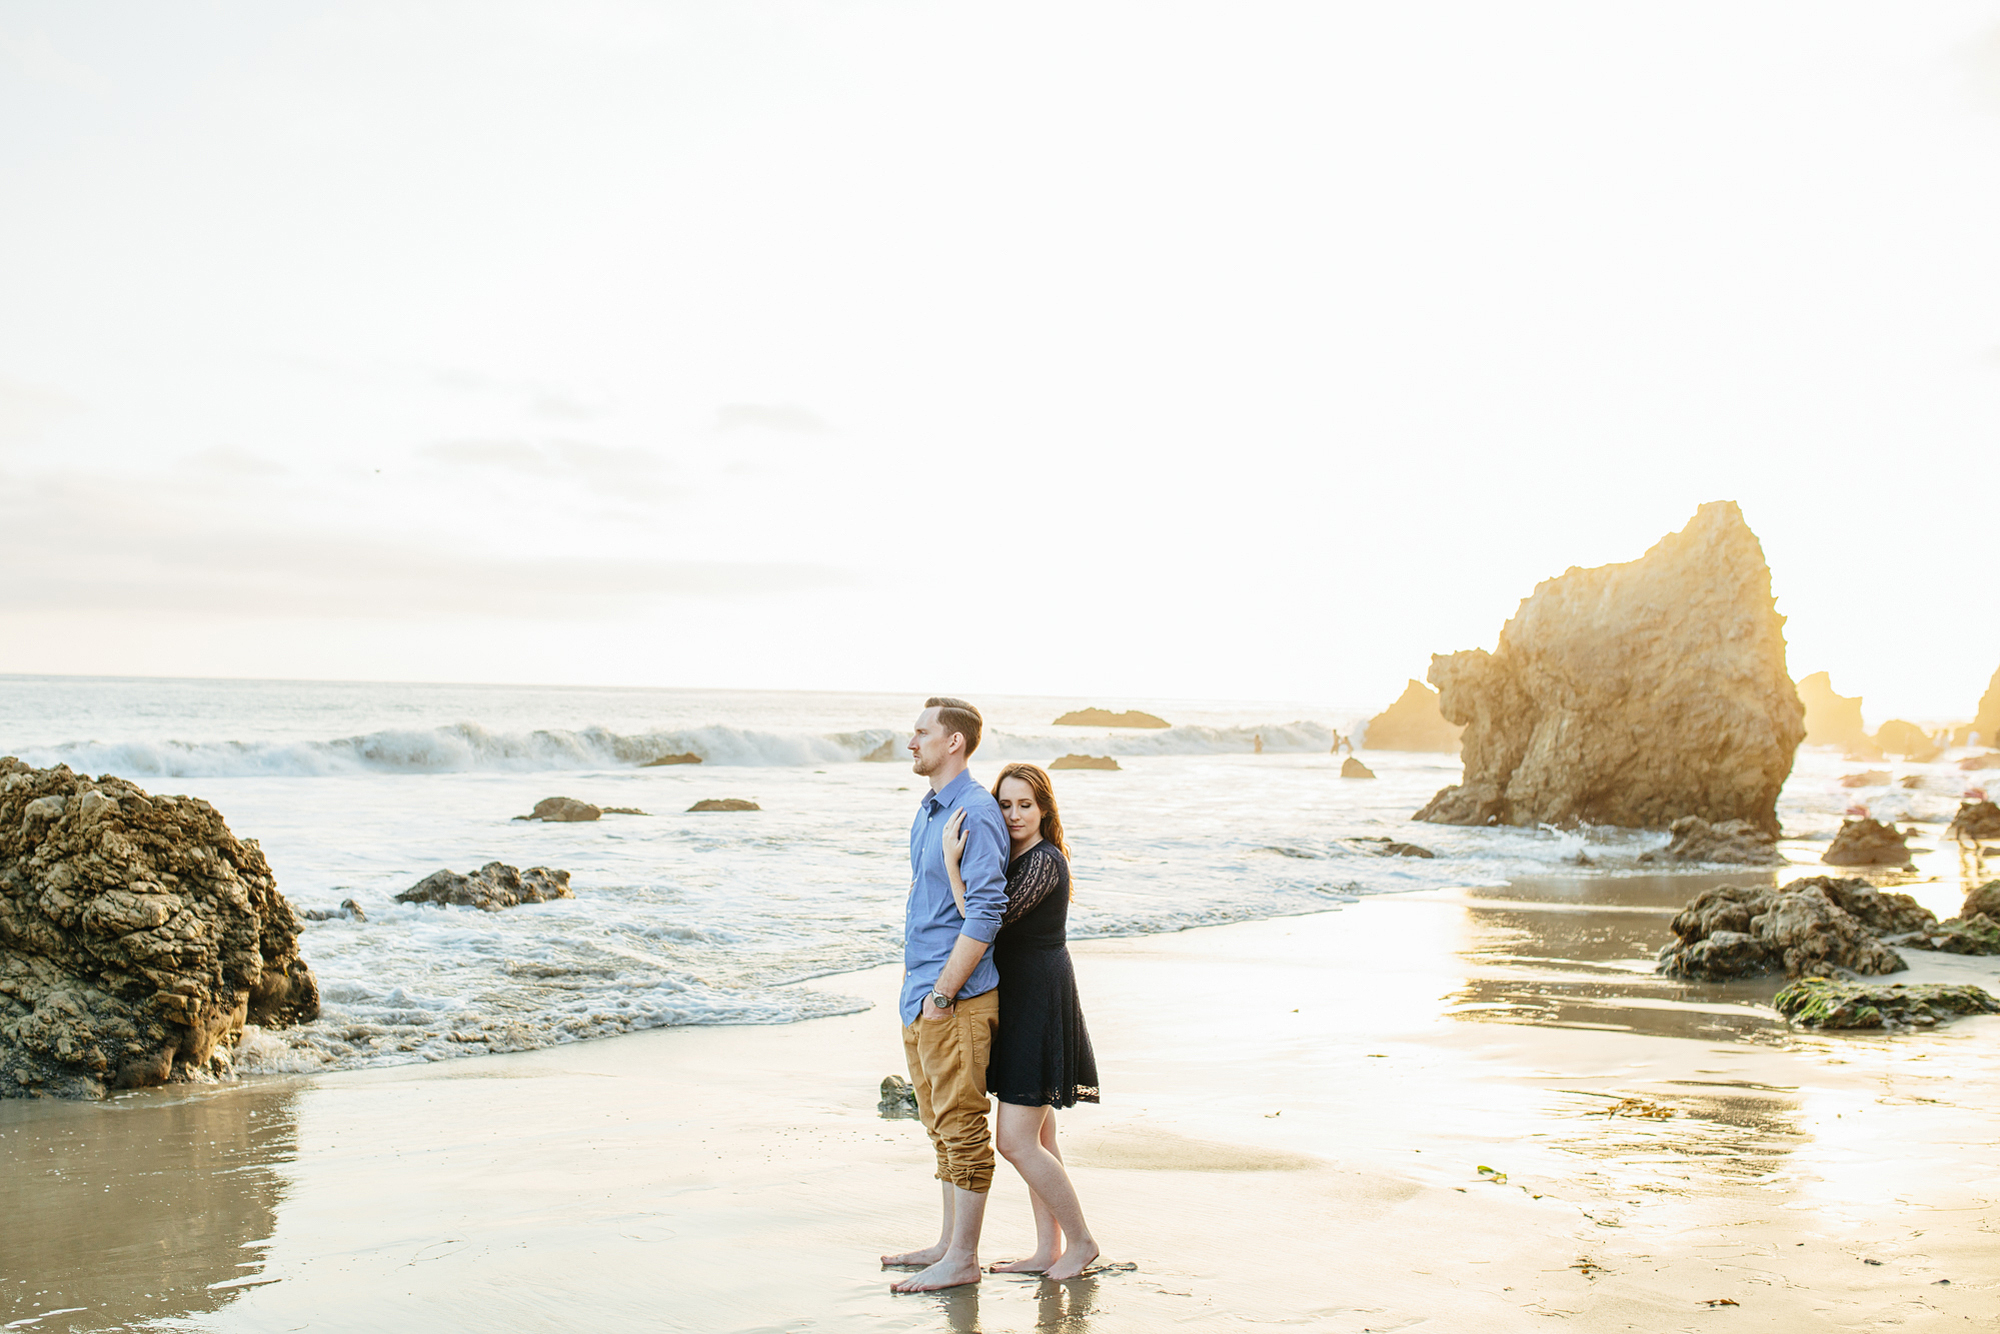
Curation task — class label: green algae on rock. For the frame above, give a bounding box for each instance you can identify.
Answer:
[1772,977,2000,1030]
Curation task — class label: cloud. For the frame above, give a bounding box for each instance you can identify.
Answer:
[0,376,84,447]
[715,403,834,434]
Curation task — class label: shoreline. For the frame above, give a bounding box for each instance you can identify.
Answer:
[5,877,1997,1332]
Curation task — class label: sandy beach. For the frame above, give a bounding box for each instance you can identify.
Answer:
[5,870,1996,1333]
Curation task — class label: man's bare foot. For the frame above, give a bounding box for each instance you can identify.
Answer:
[890,1254,983,1292]
[880,1242,949,1268]
[1042,1241,1100,1281]
[987,1251,1059,1274]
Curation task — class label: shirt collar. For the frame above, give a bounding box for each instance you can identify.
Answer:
[925,768,977,810]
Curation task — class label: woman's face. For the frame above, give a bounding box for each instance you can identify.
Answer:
[997,776,1042,843]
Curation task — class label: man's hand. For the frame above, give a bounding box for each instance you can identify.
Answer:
[921,992,954,1022]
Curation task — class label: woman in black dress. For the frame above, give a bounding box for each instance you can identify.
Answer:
[943,762,1100,1279]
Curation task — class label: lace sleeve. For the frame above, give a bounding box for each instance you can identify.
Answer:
[1002,848,1064,924]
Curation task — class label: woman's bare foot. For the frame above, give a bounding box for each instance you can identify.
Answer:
[890,1254,982,1292]
[880,1242,949,1268]
[986,1250,1060,1274]
[1042,1241,1100,1281]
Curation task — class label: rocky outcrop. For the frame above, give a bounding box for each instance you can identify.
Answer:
[1797,671,1871,752]
[1902,913,2000,956]
[1960,753,2000,771]
[1656,876,1922,980]
[1871,720,1940,763]
[1822,818,1914,868]
[516,797,601,823]
[1052,708,1170,729]
[1340,757,1376,779]
[1946,800,2000,841]
[1976,666,2000,749]
[0,760,319,1099]
[301,899,366,923]
[640,752,702,767]
[1839,770,1890,789]
[395,862,572,911]
[1414,502,1804,835]
[1049,755,1120,771]
[1360,681,1463,753]
[1649,816,1783,866]
[1773,977,1999,1029]
[687,798,761,811]
[1965,880,2000,920]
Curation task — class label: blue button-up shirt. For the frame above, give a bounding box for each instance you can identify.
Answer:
[900,769,1008,1024]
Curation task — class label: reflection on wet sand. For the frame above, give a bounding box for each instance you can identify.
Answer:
[0,1082,299,1333]
[1442,871,1791,1042]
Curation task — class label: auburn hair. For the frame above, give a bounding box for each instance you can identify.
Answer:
[992,763,1071,896]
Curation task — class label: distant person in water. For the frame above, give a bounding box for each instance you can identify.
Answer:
[880,697,1008,1292]
[1253,733,1264,754]
[942,762,1102,1279]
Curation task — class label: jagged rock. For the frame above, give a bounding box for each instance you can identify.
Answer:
[1773,977,1998,1029]
[1360,680,1463,753]
[1822,818,1914,868]
[1839,770,1891,789]
[687,798,761,811]
[1798,671,1871,752]
[1964,880,2000,920]
[1976,666,2000,749]
[1653,816,1784,865]
[1052,708,1170,729]
[1340,757,1376,779]
[0,759,319,1100]
[301,899,366,923]
[1815,877,1936,935]
[1901,913,2000,956]
[516,797,601,823]
[1049,755,1120,771]
[1871,719,1941,763]
[395,862,572,911]
[1415,503,1804,835]
[1656,877,1915,980]
[1946,800,2000,841]
[640,752,702,767]
[860,739,900,762]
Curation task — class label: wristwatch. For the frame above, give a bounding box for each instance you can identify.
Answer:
[929,990,956,1011]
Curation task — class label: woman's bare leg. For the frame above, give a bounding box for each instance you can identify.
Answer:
[993,1102,1099,1279]
[989,1104,1061,1271]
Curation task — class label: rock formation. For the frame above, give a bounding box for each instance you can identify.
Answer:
[1822,818,1914,869]
[301,898,366,923]
[516,797,601,822]
[1960,753,2000,771]
[1656,876,1924,980]
[0,760,319,1099]
[1414,502,1804,835]
[1977,666,2000,749]
[1902,913,2000,956]
[1773,977,1998,1029]
[1360,681,1462,753]
[1340,757,1375,779]
[395,862,572,910]
[1966,880,2000,920]
[687,798,762,811]
[1048,755,1120,772]
[1870,720,1940,763]
[1946,800,2000,841]
[1052,708,1170,729]
[640,752,702,767]
[1796,671,1870,752]
[860,739,901,762]
[1649,816,1783,866]
[1839,770,1890,789]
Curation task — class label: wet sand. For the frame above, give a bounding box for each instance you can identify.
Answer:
[5,874,1999,1333]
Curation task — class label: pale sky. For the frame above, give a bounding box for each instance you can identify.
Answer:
[2,2,1997,721]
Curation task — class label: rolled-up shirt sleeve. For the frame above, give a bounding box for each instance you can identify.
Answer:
[956,806,1008,944]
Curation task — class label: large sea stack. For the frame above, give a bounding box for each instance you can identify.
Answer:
[1976,666,2000,748]
[0,760,319,1099]
[1414,502,1804,834]
[1797,671,1871,754]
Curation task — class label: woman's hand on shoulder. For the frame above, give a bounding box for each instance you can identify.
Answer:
[943,807,967,868]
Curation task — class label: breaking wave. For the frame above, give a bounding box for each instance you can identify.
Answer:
[16,720,1340,778]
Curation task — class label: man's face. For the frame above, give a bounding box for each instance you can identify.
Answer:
[909,707,956,776]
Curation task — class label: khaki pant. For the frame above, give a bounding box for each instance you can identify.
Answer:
[901,989,999,1193]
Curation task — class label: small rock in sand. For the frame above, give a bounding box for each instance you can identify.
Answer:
[1657,876,1924,980]
[1946,800,2000,841]
[1822,817,1914,869]
[1773,977,1999,1030]
[1341,757,1376,779]
[688,798,761,811]
[878,1075,919,1119]
[1050,755,1121,771]
[1651,815,1784,866]
[396,862,573,911]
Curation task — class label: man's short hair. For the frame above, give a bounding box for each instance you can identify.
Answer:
[925,696,983,757]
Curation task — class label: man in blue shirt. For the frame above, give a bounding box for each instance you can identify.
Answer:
[881,696,1009,1292]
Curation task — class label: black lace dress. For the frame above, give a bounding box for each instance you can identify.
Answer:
[988,842,1100,1107]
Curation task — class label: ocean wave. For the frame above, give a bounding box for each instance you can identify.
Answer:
[12,719,1342,777]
